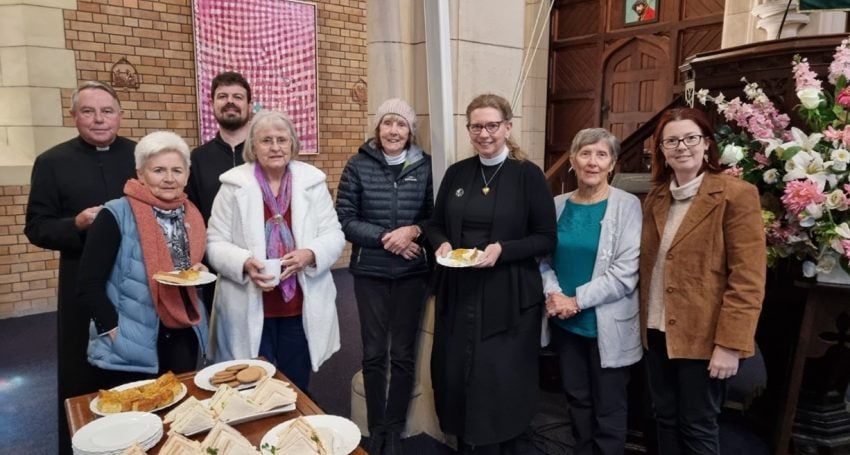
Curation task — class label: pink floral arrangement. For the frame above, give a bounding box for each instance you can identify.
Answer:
[696,38,850,277]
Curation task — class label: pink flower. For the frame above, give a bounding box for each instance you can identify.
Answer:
[842,240,850,259]
[845,183,850,195]
[838,87,850,108]
[782,180,827,216]
[829,39,850,85]
[823,125,850,148]
[754,152,771,168]
[723,166,743,178]
[793,57,823,91]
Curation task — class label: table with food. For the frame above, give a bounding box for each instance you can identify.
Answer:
[65,359,367,455]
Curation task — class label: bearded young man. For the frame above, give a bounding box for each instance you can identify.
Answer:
[186,71,253,223]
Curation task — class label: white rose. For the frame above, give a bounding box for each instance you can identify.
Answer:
[720,144,745,165]
[797,88,822,109]
[763,168,780,184]
[825,190,849,210]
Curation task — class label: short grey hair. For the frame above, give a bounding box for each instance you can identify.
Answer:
[134,131,191,170]
[569,128,621,160]
[70,81,121,112]
[243,110,301,163]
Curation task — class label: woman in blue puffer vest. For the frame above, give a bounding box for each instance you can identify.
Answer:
[77,131,208,389]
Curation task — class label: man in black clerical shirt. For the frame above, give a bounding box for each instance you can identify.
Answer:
[186,71,252,308]
[25,81,137,454]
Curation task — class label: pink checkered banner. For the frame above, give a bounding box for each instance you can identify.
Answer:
[193,0,319,154]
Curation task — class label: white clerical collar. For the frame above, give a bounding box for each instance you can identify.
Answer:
[96,146,110,151]
[383,149,407,165]
[479,145,509,166]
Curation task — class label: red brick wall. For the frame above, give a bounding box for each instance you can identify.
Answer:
[0,0,366,318]
[0,185,60,318]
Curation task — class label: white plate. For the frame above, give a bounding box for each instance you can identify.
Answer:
[72,412,162,453]
[436,252,483,268]
[177,389,297,436]
[89,380,187,417]
[194,359,277,392]
[154,270,217,286]
[260,415,360,455]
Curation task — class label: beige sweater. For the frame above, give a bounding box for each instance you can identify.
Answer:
[646,173,705,331]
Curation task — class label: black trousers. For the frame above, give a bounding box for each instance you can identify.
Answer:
[353,274,427,435]
[644,329,726,455]
[58,289,101,455]
[553,327,630,455]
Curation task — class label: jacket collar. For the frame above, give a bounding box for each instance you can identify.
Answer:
[219,161,325,190]
[360,140,427,167]
[651,172,725,249]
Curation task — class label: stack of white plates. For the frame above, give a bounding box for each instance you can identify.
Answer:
[72,412,163,455]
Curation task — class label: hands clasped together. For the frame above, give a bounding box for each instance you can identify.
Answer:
[545,291,581,319]
[382,225,421,259]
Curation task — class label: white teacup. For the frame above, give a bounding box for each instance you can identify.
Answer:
[261,258,282,287]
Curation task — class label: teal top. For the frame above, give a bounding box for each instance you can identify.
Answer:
[551,199,607,338]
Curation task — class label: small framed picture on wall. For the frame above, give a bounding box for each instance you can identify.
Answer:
[625,0,658,26]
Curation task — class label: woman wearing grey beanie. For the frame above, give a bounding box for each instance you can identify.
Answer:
[336,98,434,455]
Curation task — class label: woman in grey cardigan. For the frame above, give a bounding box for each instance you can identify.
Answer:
[539,128,642,455]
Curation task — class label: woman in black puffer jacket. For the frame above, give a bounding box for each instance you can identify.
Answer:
[335,98,433,455]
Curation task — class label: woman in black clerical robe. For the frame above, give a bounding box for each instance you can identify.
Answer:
[426,93,556,454]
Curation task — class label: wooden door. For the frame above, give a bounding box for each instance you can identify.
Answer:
[603,37,669,139]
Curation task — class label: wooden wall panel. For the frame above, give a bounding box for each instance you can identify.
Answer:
[682,0,724,20]
[677,25,723,83]
[553,0,600,41]
[549,100,595,150]
[551,45,601,95]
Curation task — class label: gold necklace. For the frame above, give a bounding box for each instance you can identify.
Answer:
[480,160,506,195]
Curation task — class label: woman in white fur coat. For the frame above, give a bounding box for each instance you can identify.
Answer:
[206,110,344,392]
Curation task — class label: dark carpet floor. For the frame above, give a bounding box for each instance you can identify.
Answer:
[0,268,772,454]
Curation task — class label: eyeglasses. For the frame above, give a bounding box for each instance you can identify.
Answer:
[660,134,706,150]
[76,107,119,119]
[257,136,291,147]
[466,121,505,135]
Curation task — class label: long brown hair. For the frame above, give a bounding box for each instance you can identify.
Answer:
[466,94,527,161]
[650,107,721,184]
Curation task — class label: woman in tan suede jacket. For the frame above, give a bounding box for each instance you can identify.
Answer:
[639,107,766,455]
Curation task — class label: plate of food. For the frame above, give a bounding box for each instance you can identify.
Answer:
[260,415,360,455]
[436,248,482,268]
[153,269,217,287]
[167,382,297,436]
[90,371,187,416]
[194,359,277,392]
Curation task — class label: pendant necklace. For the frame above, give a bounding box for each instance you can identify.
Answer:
[480,160,506,195]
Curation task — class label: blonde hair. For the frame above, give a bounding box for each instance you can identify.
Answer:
[465,93,527,161]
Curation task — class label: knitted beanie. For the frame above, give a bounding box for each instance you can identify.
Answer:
[374,98,417,136]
